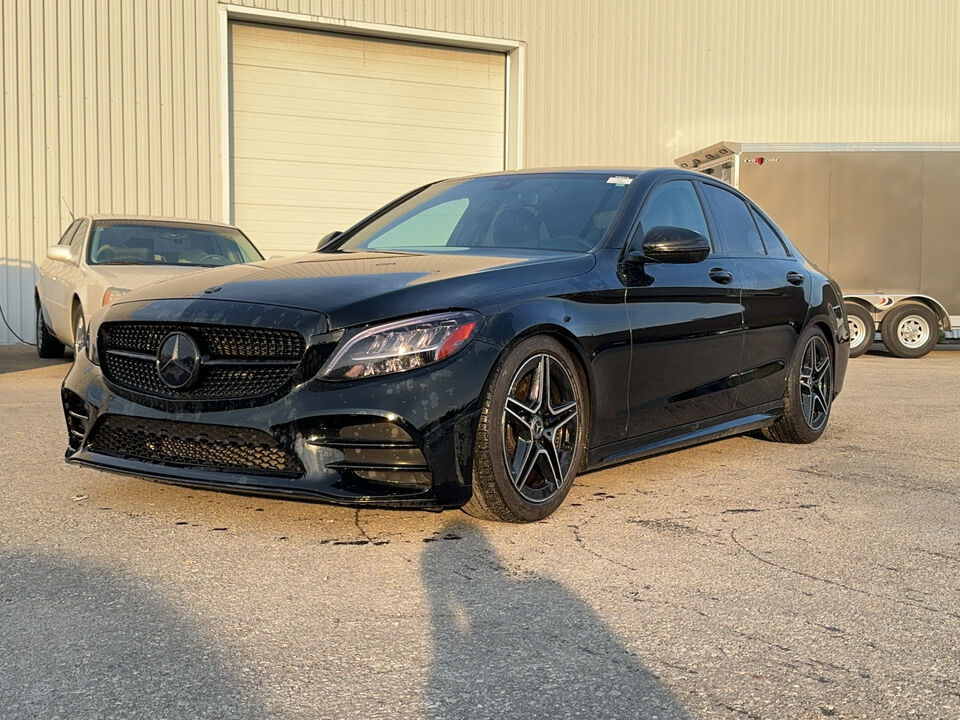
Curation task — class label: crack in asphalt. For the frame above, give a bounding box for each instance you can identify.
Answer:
[730,529,960,621]
[568,523,638,572]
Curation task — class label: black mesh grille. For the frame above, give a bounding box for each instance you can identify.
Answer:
[87,415,303,476]
[99,322,305,400]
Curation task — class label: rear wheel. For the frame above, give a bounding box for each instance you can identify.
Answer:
[763,326,834,444]
[35,299,65,358]
[880,301,939,359]
[845,302,874,358]
[463,335,588,523]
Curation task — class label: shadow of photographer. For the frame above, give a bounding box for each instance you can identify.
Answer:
[421,521,691,720]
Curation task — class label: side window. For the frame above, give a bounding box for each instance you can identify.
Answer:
[636,180,710,246]
[751,208,790,258]
[367,198,469,249]
[70,220,89,249]
[58,220,81,246]
[701,184,766,256]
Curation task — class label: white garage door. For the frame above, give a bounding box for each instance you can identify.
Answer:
[230,23,507,257]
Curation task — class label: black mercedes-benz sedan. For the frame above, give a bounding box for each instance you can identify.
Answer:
[61,169,849,522]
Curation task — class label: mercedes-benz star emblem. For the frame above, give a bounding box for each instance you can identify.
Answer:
[156,332,201,390]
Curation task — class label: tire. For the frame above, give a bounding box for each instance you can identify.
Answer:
[844,302,875,358]
[463,335,588,523]
[35,299,65,358]
[879,301,939,359]
[71,302,86,357]
[762,326,834,444]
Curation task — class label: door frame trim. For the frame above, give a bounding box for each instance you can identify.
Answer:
[218,3,525,223]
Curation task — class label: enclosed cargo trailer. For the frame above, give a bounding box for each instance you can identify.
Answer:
[676,143,960,358]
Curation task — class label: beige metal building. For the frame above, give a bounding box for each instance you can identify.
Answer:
[2,0,960,344]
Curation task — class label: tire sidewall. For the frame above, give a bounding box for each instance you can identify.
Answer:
[881,303,939,359]
[845,303,874,358]
[477,335,588,522]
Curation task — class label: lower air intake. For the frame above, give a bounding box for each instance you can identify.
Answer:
[87,415,303,477]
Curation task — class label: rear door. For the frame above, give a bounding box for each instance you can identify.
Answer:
[623,179,744,439]
[699,182,809,410]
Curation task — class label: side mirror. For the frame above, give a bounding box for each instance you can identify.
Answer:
[316,231,342,251]
[634,226,710,264]
[46,245,76,263]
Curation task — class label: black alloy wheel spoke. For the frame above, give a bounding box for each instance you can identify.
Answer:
[798,336,831,431]
[502,353,580,503]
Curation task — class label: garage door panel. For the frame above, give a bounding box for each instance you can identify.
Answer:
[233,140,503,173]
[233,123,505,154]
[232,79,505,121]
[231,22,505,256]
[232,35,503,90]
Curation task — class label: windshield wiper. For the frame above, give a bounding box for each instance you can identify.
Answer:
[95,261,153,265]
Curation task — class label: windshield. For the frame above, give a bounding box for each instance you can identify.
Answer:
[335,174,634,253]
[87,222,262,266]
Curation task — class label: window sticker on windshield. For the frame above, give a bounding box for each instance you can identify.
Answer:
[606,176,633,186]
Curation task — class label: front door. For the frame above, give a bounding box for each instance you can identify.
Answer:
[623,179,744,439]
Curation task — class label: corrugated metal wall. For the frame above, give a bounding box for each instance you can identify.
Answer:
[3,0,959,343]
[0,0,222,344]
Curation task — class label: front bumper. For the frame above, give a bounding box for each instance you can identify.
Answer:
[62,334,500,509]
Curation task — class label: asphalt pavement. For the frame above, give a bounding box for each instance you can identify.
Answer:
[1,344,958,719]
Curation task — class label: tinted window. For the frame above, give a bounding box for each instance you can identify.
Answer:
[58,220,81,246]
[337,174,632,253]
[701,184,766,256]
[367,199,469,249]
[752,208,790,258]
[87,223,262,266]
[638,180,709,240]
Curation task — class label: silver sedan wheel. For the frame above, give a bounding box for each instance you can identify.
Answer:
[501,353,580,504]
[896,314,931,349]
[798,335,832,431]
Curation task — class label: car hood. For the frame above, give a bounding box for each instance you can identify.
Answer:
[88,264,211,288]
[112,249,597,330]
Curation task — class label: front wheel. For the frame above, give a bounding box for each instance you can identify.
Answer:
[72,305,86,357]
[763,327,834,444]
[463,336,588,523]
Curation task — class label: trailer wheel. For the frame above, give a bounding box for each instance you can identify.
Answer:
[880,302,939,359]
[844,303,875,358]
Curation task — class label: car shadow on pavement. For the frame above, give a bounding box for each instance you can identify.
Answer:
[0,345,72,376]
[421,521,692,720]
[0,550,266,719]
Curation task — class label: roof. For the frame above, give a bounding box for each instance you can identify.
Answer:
[83,214,241,230]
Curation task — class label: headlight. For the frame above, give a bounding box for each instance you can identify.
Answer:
[102,287,131,306]
[319,311,482,381]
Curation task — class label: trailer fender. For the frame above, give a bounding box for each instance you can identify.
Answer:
[844,294,950,332]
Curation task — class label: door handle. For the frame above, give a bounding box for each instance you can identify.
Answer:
[786,271,805,286]
[709,267,733,285]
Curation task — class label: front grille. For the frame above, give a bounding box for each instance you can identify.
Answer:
[99,322,305,401]
[87,415,303,476]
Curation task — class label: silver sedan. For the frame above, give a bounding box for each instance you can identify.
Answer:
[35,216,263,357]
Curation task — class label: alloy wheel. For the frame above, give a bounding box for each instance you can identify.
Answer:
[501,353,580,503]
[798,335,831,431]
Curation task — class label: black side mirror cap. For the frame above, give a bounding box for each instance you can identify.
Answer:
[316,231,342,251]
[637,226,710,264]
